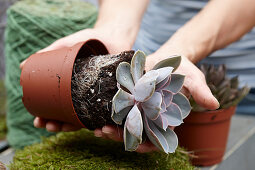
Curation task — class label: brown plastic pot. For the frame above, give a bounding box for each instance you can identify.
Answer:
[20,39,109,128]
[175,106,236,166]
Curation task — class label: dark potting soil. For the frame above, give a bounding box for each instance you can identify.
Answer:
[71,51,134,130]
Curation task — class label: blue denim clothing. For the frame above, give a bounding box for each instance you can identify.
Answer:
[134,0,255,114]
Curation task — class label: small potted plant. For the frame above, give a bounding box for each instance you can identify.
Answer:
[21,41,192,153]
[175,64,250,166]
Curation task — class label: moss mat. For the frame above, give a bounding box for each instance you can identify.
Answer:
[0,115,6,140]
[10,129,194,169]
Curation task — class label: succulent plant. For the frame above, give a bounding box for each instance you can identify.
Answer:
[111,51,191,153]
[191,64,250,112]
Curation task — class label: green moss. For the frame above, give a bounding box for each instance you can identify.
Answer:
[0,115,7,140]
[10,129,194,169]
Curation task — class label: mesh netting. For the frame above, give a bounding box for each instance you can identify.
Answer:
[4,0,97,149]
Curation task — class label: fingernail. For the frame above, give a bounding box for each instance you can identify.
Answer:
[213,97,220,108]
[102,126,112,135]
[94,132,102,137]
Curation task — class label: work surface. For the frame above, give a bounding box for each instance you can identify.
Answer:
[1,114,255,169]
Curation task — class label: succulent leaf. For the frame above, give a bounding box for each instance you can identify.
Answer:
[163,103,183,126]
[153,114,168,131]
[160,100,167,113]
[221,86,250,109]
[159,128,178,153]
[134,70,158,102]
[116,62,135,93]
[125,104,143,141]
[230,76,239,89]
[193,64,250,111]
[141,92,162,120]
[219,87,231,105]
[152,55,181,72]
[156,67,174,84]
[124,122,140,151]
[143,114,169,153]
[111,106,132,125]
[112,89,135,113]
[131,50,146,84]
[172,92,191,119]
[164,74,185,94]
[162,90,173,108]
[156,76,170,90]
[112,50,191,153]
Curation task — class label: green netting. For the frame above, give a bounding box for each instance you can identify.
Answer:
[4,0,98,149]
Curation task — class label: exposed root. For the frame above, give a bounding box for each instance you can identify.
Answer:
[71,51,134,129]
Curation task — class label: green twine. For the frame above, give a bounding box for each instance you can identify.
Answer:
[4,0,97,149]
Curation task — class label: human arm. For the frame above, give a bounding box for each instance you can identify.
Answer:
[96,0,255,153]
[30,0,149,132]
[36,0,149,53]
[33,0,255,152]
[146,0,255,109]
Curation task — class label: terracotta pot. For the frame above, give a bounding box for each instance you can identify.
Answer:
[20,39,109,128]
[175,106,236,166]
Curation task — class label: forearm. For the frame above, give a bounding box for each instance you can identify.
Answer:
[161,0,255,63]
[95,0,149,46]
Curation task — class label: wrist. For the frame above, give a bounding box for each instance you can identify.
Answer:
[159,24,216,63]
[94,0,149,50]
[94,20,138,48]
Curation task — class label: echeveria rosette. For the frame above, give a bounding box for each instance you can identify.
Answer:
[111,50,191,153]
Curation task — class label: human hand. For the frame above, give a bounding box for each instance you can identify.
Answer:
[95,49,219,153]
[20,27,132,68]
[94,125,161,153]
[33,117,81,132]
[145,50,220,110]
[20,26,134,132]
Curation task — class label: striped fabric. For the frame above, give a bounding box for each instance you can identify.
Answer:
[134,0,255,88]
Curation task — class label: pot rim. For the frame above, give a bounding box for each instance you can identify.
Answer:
[184,106,236,124]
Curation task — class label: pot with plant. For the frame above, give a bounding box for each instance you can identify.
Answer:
[175,64,250,166]
[21,42,192,153]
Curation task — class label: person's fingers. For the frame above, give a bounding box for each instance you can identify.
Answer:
[20,59,27,69]
[61,123,81,132]
[136,142,158,153]
[33,117,46,128]
[37,29,93,53]
[101,125,123,142]
[180,87,191,99]
[94,128,103,137]
[45,120,62,132]
[184,70,219,110]
[37,40,66,53]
